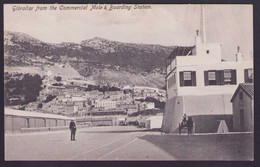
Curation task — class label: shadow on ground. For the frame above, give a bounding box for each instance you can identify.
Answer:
[139,133,254,160]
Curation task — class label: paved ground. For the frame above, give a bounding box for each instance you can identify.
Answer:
[5,126,253,161]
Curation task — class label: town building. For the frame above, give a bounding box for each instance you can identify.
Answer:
[139,102,155,111]
[94,99,116,110]
[145,115,163,129]
[231,83,254,132]
[162,10,253,133]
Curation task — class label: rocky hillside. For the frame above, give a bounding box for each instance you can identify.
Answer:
[4,31,176,88]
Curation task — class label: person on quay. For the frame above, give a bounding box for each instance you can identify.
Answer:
[69,119,77,141]
[182,114,187,126]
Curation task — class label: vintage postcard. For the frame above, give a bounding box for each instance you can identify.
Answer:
[4,4,253,160]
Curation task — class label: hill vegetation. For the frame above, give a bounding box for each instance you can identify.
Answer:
[4,31,175,88]
[4,72,43,106]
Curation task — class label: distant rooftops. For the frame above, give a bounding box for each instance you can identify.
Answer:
[231,83,254,102]
[167,46,195,61]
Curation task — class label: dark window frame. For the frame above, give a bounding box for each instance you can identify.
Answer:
[208,70,217,85]
[204,69,236,86]
[244,68,253,83]
[180,71,196,87]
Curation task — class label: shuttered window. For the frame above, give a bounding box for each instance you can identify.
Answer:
[244,68,253,83]
[231,70,237,84]
[204,69,236,86]
[207,71,217,85]
[191,71,196,86]
[180,71,196,87]
[204,71,209,86]
[224,69,232,82]
[216,70,224,85]
[248,69,253,79]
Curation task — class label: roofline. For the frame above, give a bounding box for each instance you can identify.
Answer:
[230,84,254,102]
[166,46,195,60]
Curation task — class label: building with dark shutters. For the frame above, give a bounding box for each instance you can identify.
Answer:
[162,6,253,133]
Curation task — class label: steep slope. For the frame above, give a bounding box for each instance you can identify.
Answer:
[4,31,175,88]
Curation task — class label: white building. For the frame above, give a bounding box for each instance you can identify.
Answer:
[94,100,116,110]
[146,115,163,129]
[162,28,253,133]
[139,102,155,111]
[133,86,159,94]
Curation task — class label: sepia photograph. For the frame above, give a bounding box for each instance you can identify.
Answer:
[4,4,253,161]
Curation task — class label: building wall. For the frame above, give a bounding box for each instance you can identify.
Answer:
[162,94,233,133]
[191,114,233,133]
[167,69,178,99]
[162,96,184,133]
[57,119,66,126]
[184,94,233,115]
[95,100,116,110]
[35,118,46,127]
[5,116,13,132]
[49,119,57,127]
[13,116,27,132]
[167,61,253,99]
[232,89,253,132]
[5,115,72,133]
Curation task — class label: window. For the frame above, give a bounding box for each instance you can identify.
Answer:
[244,68,253,83]
[180,71,196,87]
[206,50,210,54]
[248,69,253,79]
[184,72,191,80]
[206,71,217,85]
[208,72,216,80]
[224,69,232,84]
[205,70,236,86]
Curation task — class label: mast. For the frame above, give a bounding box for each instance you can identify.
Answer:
[200,5,206,43]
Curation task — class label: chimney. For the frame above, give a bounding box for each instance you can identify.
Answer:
[236,45,243,62]
[196,30,199,36]
[195,30,201,45]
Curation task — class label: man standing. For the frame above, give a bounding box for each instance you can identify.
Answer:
[187,117,193,135]
[69,119,77,141]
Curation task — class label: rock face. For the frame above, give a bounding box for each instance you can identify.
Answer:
[4,31,176,88]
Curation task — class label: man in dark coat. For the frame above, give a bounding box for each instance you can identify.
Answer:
[187,117,193,135]
[69,120,77,141]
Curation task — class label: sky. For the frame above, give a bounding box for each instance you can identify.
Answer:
[4,4,253,61]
